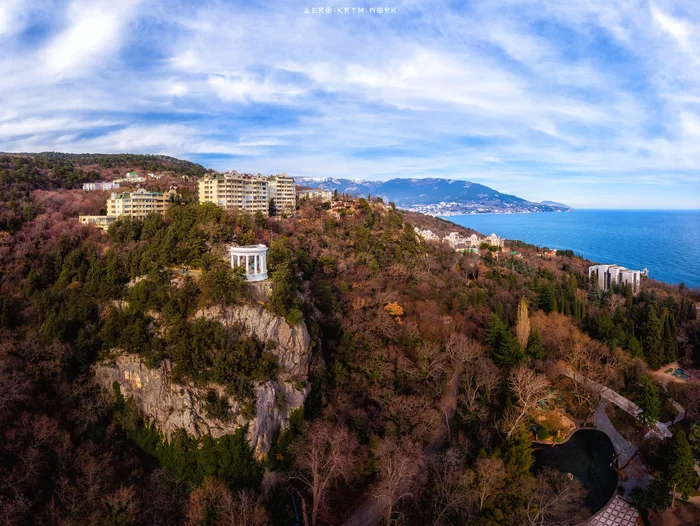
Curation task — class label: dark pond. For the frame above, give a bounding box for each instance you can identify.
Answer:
[533,429,618,513]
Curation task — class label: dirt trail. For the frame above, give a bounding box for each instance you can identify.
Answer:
[343,372,461,526]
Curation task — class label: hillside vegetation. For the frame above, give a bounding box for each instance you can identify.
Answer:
[0,156,698,525]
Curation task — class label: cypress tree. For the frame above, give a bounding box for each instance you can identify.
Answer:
[662,308,678,363]
[637,376,661,427]
[664,430,697,506]
[642,304,665,369]
[588,276,603,307]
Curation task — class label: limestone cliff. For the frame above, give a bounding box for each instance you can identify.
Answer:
[93,304,312,458]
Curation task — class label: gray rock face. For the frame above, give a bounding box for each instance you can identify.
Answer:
[196,304,312,377]
[93,304,312,459]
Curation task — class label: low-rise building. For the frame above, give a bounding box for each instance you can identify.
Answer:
[414,227,440,242]
[298,188,333,202]
[483,233,504,248]
[589,264,643,294]
[83,181,120,191]
[78,215,117,231]
[107,188,174,219]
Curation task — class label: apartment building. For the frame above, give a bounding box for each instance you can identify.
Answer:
[268,174,296,215]
[107,188,174,219]
[198,171,296,216]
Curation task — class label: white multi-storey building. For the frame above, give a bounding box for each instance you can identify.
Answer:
[268,174,296,215]
[589,264,643,294]
[199,171,296,216]
[199,172,270,216]
[83,181,120,191]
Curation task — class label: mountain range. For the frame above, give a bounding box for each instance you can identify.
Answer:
[294,177,572,215]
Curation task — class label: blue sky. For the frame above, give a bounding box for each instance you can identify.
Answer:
[1,0,700,209]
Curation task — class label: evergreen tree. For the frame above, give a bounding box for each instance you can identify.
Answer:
[661,308,678,363]
[588,275,603,307]
[501,428,534,476]
[485,311,508,350]
[637,376,661,427]
[626,335,643,359]
[642,304,665,369]
[631,478,672,513]
[493,331,524,367]
[665,430,697,506]
[688,423,700,462]
[526,329,545,360]
[625,283,633,309]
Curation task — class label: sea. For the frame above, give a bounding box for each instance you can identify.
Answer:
[443,209,700,288]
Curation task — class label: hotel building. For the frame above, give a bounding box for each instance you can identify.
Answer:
[107,188,174,220]
[588,264,642,295]
[198,172,296,216]
[268,174,297,215]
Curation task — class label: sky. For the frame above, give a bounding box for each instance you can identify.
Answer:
[1,0,700,209]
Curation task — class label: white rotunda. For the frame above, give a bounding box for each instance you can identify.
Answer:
[229,244,268,282]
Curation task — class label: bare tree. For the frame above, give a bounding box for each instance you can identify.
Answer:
[220,489,270,526]
[459,359,500,417]
[371,436,420,526]
[292,422,358,526]
[445,333,483,370]
[503,366,554,437]
[428,448,477,525]
[516,297,531,350]
[523,467,587,526]
[475,458,506,512]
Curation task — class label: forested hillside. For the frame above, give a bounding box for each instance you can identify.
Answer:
[0,160,699,525]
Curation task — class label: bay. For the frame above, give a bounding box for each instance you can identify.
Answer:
[443,210,700,288]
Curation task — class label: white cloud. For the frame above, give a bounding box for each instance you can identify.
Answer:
[207,75,306,104]
[43,0,142,77]
[0,0,698,208]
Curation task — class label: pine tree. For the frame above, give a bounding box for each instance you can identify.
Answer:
[485,311,508,350]
[637,376,661,427]
[664,430,697,506]
[526,329,545,360]
[493,331,524,367]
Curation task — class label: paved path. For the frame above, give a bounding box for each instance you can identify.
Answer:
[594,400,650,496]
[587,495,639,526]
[564,370,673,440]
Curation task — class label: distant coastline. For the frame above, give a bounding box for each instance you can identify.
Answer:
[444,209,700,288]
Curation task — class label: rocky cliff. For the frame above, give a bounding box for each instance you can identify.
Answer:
[93,304,312,459]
